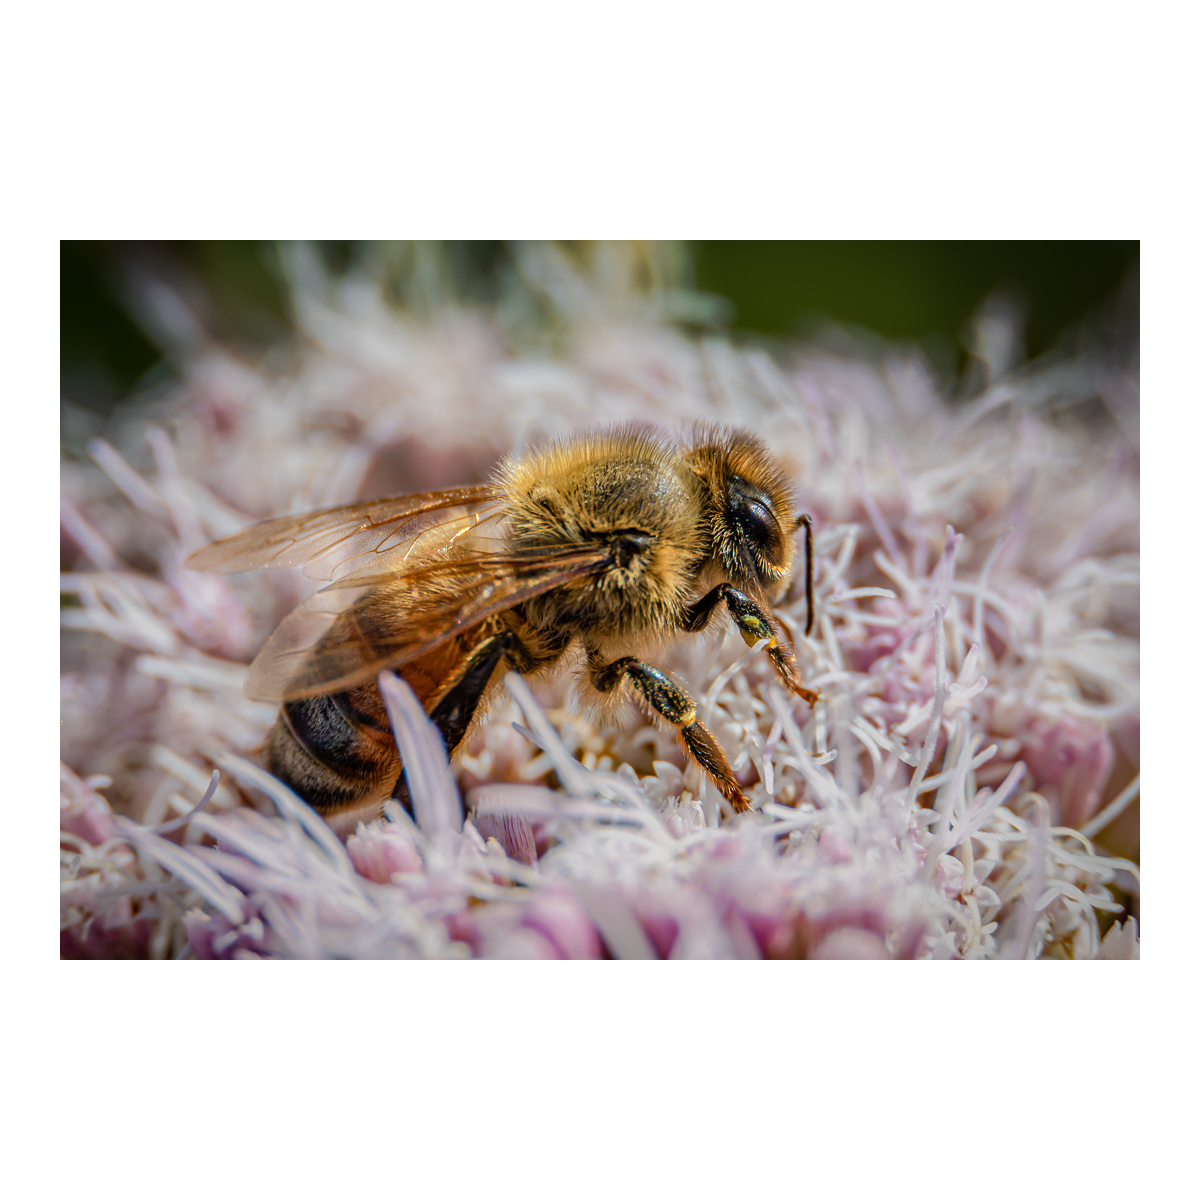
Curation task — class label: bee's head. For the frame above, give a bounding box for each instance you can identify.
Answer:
[685,425,798,597]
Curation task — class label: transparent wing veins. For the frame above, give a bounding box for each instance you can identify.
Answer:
[184,486,502,580]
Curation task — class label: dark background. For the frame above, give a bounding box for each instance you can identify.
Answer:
[61,240,1139,417]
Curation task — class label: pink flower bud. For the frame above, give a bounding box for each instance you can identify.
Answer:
[346,822,423,883]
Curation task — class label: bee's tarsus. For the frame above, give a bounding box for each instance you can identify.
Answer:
[683,582,819,706]
[679,721,752,814]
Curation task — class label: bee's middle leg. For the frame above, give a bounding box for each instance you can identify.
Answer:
[589,652,751,813]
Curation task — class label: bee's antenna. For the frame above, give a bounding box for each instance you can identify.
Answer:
[795,513,815,638]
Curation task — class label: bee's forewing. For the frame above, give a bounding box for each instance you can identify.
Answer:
[242,580,366,702]
[184,486,503,580]
[245,544,612,703]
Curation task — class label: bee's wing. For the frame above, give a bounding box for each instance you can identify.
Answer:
[184,486,503,581]
[244,544,612,703]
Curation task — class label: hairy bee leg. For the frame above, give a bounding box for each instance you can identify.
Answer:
[678,721,750,813]
[427,640,506,754]
[590,655,751,813]
[388,630,535,811]
[682,583,820,708]
[428,631,529,752]
[764,642,820,707]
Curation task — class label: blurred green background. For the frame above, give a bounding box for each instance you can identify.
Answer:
[61,240,1138,417]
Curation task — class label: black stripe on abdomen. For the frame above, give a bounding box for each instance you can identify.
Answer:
[282,694,383,782]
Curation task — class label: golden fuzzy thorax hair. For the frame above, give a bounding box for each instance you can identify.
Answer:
[497,425,706,639]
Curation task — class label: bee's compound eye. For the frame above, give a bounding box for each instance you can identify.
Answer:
[728,481,783,562]
[740,499,777,547]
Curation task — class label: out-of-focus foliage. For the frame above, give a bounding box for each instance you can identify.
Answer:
[692,241,1138,360]
[61,240,1138,418]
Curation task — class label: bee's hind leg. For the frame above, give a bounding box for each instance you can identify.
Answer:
[389,629,537,811]
[429,629,538,754]
[588,651,751,814]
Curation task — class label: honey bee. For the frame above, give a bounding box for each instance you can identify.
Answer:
[186,424,818,832]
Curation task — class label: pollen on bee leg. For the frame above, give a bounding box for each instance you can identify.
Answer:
[739,627,777,650]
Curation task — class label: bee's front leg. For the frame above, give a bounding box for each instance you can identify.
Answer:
[588,651,751,814]
[681,584,820,707]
